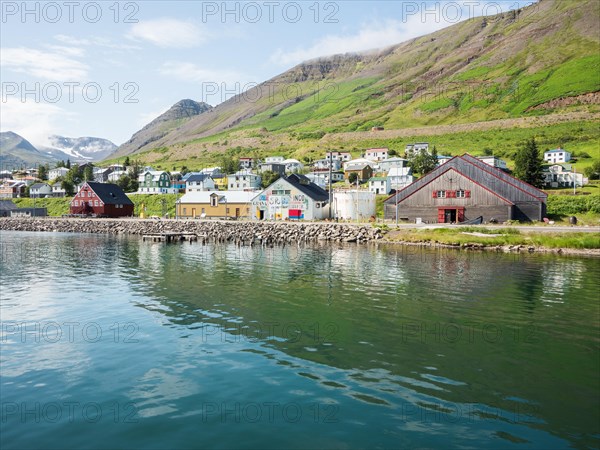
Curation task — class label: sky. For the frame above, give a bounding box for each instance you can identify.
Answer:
[1,0,535,147]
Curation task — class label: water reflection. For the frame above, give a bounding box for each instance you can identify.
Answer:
[117,237,599,448]
[1,232,598,449]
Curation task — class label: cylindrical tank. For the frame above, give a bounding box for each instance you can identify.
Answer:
[333,191,376,221]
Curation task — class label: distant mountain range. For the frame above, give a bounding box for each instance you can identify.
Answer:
[109,0,599,165]
[0,131,117,169]
[40,135,117,162]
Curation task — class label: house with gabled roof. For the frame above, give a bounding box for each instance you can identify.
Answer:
[176,191,256,219]
[70,182,134,217]
[185,173,215,192]
[252,174,330,221]
[29,183,52,198]
[384,154,547,223]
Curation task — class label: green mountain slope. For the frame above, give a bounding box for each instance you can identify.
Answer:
[111,0,600,166]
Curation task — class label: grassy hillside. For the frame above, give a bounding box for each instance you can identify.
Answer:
[108,0,600,167]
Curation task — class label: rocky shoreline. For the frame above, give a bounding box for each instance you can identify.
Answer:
[1,218,598,256]
[0,217,383,245]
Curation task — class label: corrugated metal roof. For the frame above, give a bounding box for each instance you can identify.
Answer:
[385,154,547,205]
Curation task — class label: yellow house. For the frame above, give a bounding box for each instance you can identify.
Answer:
[212,174,228,190]
[176,191,256,219]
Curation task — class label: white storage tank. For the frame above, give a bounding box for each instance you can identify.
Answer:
[333,190,376,221]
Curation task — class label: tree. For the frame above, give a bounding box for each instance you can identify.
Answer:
[514,138,544,187]
[220,155,237,174]
[38,164,49,181]
[408,149,437,175]
[55,160,65,168]
[261,170,281,188]
[116,174,132,191]
[83,164,94,182]
[124,156,130,167]
[348,172,359,184]
[66,164,81,185]
[388,149,398,157]
[584,160,600,181]
[66,159,71,169]
[61,179,75,196]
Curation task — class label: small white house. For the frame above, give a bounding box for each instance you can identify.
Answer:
[239,158,255,169]
[52,182,66,197]
[108,170,127,183]
[543,164,586,188]
[265,156,285,164]
[306,171,344,188]
[387,167,414,190]
[200,167,223,177]
[283,159,304,173]
[48,167,69,180]
[326,151,352,162]
[477,156,508,170]
[437,155,453,165]
[29,183,52,198]
[405,143,429,157]
[379,157,408,172]
[368,177,391,195]
[365,148,389,162]
[185,174,216,192]
[313,159,342,171]
[544,148,572,164]
[252,174,329,221]
[227,170,261,191]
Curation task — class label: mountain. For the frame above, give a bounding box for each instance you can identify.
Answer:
[114,99,212,157]
[0,132,55,169]
[111,0,600,165]
[41,135,118,162]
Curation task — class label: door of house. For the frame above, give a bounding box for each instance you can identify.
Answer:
[192,208,196,218]
[235,208,240,218]
[445,209,457,223]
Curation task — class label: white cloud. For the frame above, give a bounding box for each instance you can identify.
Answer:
[53,34,140,51]
[0,98,76,147]
[127,19,207,48]
[1,47,88,81]
[270,17,451,67]
[269,1,524,67]
[160,61,247,86]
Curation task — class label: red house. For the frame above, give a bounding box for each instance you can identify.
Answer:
[70,182,134,217]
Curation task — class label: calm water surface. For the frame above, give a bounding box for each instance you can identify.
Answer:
[1,231,599,449]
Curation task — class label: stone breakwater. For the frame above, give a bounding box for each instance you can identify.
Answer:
[0,218,384,245]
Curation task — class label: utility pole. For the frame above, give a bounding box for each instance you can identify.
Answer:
[328,151,333,220]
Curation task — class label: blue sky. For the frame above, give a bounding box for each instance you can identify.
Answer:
[1,1,534,147]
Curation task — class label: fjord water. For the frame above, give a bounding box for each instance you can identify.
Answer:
[1,231,598,450]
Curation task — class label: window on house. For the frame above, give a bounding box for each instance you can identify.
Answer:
[183,208,187,215]
[94,200,99,206]
[436,190,446,198]
[456,190,466,198]
[226,208,230,214]
[211,196,218,207]
[74,200,78,206]
[201,208,205,213]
